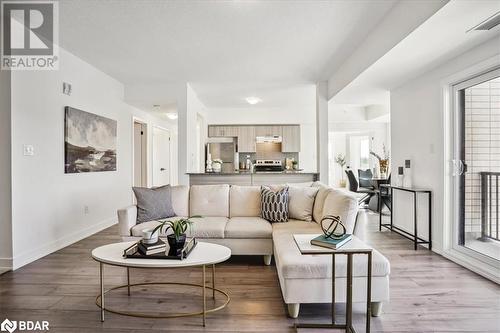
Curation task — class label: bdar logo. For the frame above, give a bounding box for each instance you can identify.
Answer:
[0,319,17,333]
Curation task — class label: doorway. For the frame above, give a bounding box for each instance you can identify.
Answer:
[133,120,147,187]
[152,126,171,187]
[453,68,500,262]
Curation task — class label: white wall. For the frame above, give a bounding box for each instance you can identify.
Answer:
[390,37,500,254]
[0,70,12,271]
[9,48,171,269]
[187,85,208,173]
[205,91,317,172]
[329,122,389,186]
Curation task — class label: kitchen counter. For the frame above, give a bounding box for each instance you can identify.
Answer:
[187,171,319,186]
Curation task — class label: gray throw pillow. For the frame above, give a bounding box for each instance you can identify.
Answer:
[261,186,289,223]
[132,185,176,223]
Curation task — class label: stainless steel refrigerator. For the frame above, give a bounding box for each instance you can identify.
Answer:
[206,138,236,173]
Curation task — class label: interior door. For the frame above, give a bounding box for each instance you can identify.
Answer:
[153,127,171,187]
[133,121,147,187]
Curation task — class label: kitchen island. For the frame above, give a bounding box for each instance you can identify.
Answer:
[187,171,319,186]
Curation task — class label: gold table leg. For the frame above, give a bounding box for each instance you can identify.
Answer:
[100,262,104,322]
[212,264,216,299]
[202,265,206,327]
[127,267,131,296]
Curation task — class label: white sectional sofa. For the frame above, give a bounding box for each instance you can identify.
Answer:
[117,182,390,318]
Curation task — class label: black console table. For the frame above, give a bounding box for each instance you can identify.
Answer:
[379,185,432,250]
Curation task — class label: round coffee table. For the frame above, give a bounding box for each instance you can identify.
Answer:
[91,241,231,326]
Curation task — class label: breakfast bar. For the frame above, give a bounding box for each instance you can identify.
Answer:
[187,171,319,186]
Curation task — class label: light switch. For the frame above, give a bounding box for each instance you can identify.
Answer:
[23,144,34,156]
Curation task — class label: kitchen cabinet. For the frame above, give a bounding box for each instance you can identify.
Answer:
[237,126,256,152]
[255,125,282,137]
[208,125,239,137]
[281,125,300,152]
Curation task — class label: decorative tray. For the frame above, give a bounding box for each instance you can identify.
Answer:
[123,238,197,260]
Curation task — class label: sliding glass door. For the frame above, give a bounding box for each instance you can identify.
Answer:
[453,68,500,263]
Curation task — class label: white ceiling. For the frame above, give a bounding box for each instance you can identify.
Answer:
[190,82,316,108]
[58,0,396,109]
[331,0,500,106]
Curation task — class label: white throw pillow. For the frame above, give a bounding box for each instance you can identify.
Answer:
[288,186,319,222]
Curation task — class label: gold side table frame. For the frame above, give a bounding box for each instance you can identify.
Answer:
[295,250,373,333]
[95,263,230,327]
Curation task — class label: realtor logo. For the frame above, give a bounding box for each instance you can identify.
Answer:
[0,319,17,333]
[1,0,59,70]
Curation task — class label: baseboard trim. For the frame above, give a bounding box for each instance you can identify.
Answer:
[439,248,500,284]
[0,257,13,272]
[12,217,117,270]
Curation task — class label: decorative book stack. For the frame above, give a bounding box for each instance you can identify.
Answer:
[138,239,166,255]
[310,234,352,250]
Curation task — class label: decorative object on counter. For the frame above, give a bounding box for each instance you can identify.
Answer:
[403,159,412,188]
[334,153,347,187]
[320,215,346,239]
[370,144,390,178]
[149,216,201,253]
[397,166,404,186]
[212,159,223,173]
[245,155,252,171]
[206,143,213,172]
[285,157,294,170]
[292,159,298,170]
[260,185,289,223]
[234,152,239,171]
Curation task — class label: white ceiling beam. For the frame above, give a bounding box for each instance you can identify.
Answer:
[327,0,448,101]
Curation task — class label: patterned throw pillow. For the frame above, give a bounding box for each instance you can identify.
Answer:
[261,186,289,223]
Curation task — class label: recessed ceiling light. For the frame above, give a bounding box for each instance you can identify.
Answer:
[245,96,262,105]
[166,112,178,120]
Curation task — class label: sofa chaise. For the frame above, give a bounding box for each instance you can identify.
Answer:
[117,182,390,318]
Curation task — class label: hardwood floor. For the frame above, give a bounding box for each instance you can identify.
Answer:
[1,210,499,332]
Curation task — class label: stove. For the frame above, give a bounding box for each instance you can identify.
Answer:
[254,160,283,172]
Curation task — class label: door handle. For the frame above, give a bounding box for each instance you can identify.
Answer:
[160,168,166,171]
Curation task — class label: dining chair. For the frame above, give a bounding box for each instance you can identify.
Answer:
[358,169,374,189]
[345,169,376,206]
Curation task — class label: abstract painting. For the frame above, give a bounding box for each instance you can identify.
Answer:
[64,107,117,173]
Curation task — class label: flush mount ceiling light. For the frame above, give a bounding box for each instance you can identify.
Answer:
[166,112,178,120]
[152,104,161,112]
[245,96,262,105]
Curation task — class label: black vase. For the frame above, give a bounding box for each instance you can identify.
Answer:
[167,234,186,254]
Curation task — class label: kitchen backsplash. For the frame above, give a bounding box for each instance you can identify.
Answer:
[237,152,298,169]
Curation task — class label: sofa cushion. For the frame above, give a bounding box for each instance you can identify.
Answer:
[132,185,176,223]
[130,217,184,237]
[261,186,289,223]
[272,219,322,235]
[230,185,261,217]
[171,185,189,217]
[312,182,335,223]
[130,216,227,238]
[225,217,272,238]
[190,184,230,217]
[273,232,390,278]
[187,217,228,238]
[288,186,319,222]
[322,189,358,234]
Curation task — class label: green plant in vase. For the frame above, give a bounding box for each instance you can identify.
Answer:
[150,216,201,252]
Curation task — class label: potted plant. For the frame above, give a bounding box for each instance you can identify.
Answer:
[334,153,347,187]
[212,159,223,173]
[149,216,201,252]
